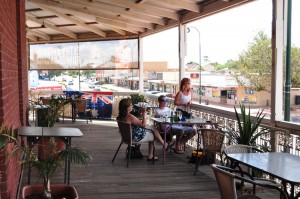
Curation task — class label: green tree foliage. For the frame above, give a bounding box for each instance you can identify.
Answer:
[236,31,272,91]
[223,59,239,71]
[81,70,96,79]
[48,70,63,79]
[234,31,300,91]
[290,47,300,87]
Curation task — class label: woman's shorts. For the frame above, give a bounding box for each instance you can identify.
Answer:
[139,130,154,142]
[172,125,195,135]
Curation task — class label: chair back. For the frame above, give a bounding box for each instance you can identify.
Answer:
[202,129,225,153]
[224,144,254,173]
[211,164,237,199]
[75,99,87,112]
[224,144,253,154]
[117,121,132,145]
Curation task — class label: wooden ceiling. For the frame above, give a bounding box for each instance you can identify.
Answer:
[26,0,252,44]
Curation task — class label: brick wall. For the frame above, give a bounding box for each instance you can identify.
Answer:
[0,0,27,198]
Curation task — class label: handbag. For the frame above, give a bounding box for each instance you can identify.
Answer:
[188,149,215,165]
[126,144,143,159]
[177,109,191,119]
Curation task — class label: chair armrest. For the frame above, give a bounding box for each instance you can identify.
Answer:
[234,175,288,199]
[216,165,254,180]
[252,147,263,153]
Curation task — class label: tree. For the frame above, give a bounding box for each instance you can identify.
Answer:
[235,31,272,91]
[81,70,96,79]
[234,31,300,91]
[48,70,63,79]
[223,59,239,71]
[290,46,300,88]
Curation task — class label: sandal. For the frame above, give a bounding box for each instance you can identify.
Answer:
[147,156,158,161]
[172,148,184,154]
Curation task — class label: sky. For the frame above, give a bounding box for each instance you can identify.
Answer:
[143,0,300,66]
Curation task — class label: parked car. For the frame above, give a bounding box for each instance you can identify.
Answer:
[154,92,175,99]
[144,90,161,95]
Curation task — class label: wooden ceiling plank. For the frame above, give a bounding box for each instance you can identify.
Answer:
[61,0,160,28]
[96,0,179,20]
[28,0,158,32]
[152,0,200,13]
[26,14,77,39]
[28,0,136,35]
[27,29,51,40]
[26,34,38,41]
[106,27,126,36]
[32,3,107,37]
[96,17,139,34]
[137,0,149,3]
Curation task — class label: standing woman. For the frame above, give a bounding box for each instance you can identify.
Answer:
[117,98,163,160]
[173,77,196,152]
[174,77,194,112]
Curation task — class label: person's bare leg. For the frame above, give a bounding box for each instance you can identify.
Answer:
[179,131,196,148]
[175,131,184,151]
[148,141,154,159]
[152,126,170,150]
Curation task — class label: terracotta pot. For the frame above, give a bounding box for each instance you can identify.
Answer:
[38,138,65,161]
[22,184,78,199]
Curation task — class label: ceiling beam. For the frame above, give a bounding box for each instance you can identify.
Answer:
[95,17,140,34]
[26,34,38,41]
[152,0,200,13]
[27,29,51,40]
[26,14,77,39]
[96,0,179,20]
[33,4,107,37]
[61,0,163,27]
[27,0,151,33]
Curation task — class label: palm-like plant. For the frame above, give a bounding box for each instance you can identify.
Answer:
[220,103,269,146]
[0,126,92,199]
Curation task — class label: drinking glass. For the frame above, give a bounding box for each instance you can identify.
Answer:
[178,111,182,121]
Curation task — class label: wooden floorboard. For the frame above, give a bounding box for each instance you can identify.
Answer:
[20,119,280,199]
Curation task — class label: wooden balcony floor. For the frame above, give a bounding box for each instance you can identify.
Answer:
[20,119,280,199]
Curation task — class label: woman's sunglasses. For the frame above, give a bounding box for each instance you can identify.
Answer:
[159,99,168,102]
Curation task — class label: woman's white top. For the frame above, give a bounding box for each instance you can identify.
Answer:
[176,91,191,111]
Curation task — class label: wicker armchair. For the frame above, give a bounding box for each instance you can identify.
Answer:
[112,121,155,167]
[223,144,281,195]
[74,99,92,124]
[211,164,288,199]
[194,129,225,175]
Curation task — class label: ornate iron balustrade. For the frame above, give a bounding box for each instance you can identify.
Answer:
[141,93,300,155]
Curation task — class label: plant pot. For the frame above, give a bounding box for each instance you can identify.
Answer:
[38,138,65,161]
[22,184,78,199]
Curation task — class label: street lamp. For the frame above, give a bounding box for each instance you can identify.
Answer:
[187,26,202,104]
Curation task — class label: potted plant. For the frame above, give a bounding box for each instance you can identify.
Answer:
[0,125,92,199]
[219,103,269,146]
[36,96,73,161]
[129,93,147,117]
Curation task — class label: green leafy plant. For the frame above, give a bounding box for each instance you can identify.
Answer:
[0,127,92,199]
[129,93,147,105]
[47,96,71,127]
[219,103,269,146]
[30,96,72,127]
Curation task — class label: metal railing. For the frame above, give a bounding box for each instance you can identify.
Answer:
[141,92,300,155]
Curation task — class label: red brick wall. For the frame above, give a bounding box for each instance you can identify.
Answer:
[0,0,27,198]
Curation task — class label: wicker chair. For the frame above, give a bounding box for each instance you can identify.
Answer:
[75,99,92,124]
[211,164,288,199]
[223,144,281,195]
[194,129,225,175]
[112,121,155,167]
